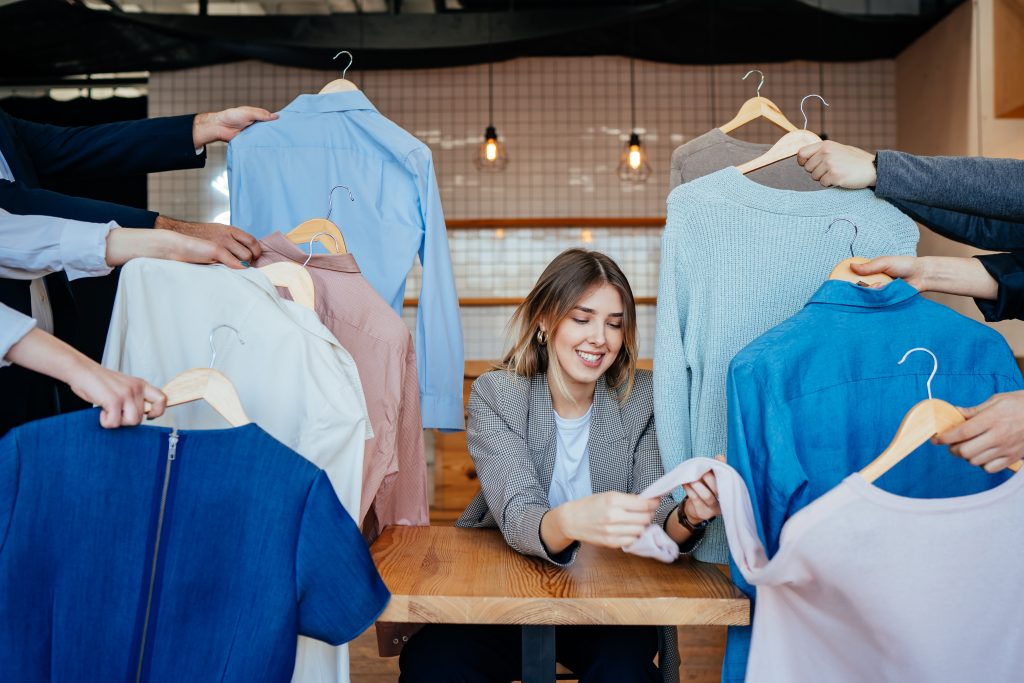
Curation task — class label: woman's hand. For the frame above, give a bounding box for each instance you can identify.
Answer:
[5,327,167,428]
[681,469,722,525]
[543,491,659,552]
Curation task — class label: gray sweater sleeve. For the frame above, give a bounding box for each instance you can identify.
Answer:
[874,151,1024,223]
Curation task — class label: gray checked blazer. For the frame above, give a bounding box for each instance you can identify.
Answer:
[455,368,682,683]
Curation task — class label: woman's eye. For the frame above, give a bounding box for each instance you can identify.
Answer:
[608,323,622,329]
[572,318,589,325]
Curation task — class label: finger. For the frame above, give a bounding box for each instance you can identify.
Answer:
[210,245,245,269]
[796,142,822,164]
[850,257,890,276]
[935,417,988,446]
[956,433,997,461]
[247,107,278,122]
[968,446,1002,468]
[99,406,117,429]
[714,454,726,463]
[615,493,661,513]
[811,164,829,181]
[222,238,254,263]
[230,228,262,258]
[701,472,719,497]
[143,385,167,419]
[688,481,715,505]
[120,392,142,427]
[984,456,1015,473]
[609,510,658,526]
[819,171,836,188]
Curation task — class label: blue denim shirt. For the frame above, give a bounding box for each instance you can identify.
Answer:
[228,91,464,430]
[721,279,1023,682]
[0,409,389,682]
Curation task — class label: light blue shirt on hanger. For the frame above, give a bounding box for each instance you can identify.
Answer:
[228,91,464,431]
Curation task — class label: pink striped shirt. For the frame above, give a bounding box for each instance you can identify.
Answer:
[256,232,428,538]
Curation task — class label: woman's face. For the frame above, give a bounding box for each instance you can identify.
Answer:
[546,283,625,393]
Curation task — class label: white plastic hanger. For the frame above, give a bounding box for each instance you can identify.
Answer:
[826,218,893,287]
[860,348,1021,482]
[719,70,798,134]
[735,94,829,174]
[147,325,250,426]
[319,50,359,94]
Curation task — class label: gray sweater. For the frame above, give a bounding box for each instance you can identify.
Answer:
[669,128,823,192]
[654,166,919,563]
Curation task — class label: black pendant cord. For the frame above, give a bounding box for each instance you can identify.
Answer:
[488,62,495,129]
[629,56,636,134]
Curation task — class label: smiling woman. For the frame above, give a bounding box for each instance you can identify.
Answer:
[398,249,724,683]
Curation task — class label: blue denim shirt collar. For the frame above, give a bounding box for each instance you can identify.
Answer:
[807,278,919,310]
[282,91,378,114]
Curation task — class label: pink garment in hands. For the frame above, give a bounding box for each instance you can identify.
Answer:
[622,460,708,563]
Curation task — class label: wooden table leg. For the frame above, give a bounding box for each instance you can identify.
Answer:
[521,625,556,683]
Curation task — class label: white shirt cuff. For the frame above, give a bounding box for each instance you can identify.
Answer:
[61,219,117,281]
[0,303,37,367]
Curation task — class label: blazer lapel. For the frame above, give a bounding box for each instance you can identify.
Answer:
[588,377,629,494]
[527,373,558,495]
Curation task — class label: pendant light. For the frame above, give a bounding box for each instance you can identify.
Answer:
[475,63,508,171]
[618,56,651,183]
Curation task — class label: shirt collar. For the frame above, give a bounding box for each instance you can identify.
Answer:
[260,232,362,274]
[281,91,378,115]
[807,278,919,309]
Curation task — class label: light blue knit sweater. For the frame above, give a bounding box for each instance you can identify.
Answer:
[654,166,919,563]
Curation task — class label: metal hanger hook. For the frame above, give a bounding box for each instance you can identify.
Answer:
[898,347,938,401]
[303,231,342,266]
[799,93,830,130]
[742,69,765,98]
[825,218,860,258]
[209,324,245,370]
[326,184,355,223]
[333,50,354,80]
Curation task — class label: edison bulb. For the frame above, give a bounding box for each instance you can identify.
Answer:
[628,145,642,170]
[475,125,509,171]
[618,132,652,182]
[485,140,498,162]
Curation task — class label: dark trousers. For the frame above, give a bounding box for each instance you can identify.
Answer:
[398,624,660,683]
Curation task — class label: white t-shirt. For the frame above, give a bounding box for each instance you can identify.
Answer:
[650,458,1024,683]
[548,405,594,508]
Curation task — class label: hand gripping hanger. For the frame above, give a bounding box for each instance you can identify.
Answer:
[825,218,893,287]
[735,94,829,174]
[859,347,1021,482]
[147,325,251,427]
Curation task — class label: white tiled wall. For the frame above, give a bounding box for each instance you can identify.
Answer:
[149,57,897,360]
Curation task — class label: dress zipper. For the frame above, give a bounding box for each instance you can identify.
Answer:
[135,428,178,683]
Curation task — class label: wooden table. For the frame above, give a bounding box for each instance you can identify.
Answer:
[372,526,749,683]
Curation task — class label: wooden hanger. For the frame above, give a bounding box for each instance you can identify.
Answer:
[145,325,250,426]
[825,219,894,287]
[284,184,353,255]
[859,349,1021,483]
[719,70,798,134]
[736,94,828,175]
[160,368,250,426]
[319,50,359,94]
[257,261,316,310]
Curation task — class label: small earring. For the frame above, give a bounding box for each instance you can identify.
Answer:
[536,329,548,346]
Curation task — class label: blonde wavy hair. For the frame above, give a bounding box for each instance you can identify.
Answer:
[499,248,639,404]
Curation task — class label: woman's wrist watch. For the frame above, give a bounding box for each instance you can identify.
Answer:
[677,503,712,535]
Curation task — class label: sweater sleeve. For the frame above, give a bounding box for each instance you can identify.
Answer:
[886,198,1024,252]
[875,151,1024,223]
[653,222,692,499]
[974,253,1024,322]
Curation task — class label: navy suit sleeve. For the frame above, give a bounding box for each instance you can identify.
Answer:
[295,471,389,646]
[9,113,206,179]
[887,198,1024,252]
[0,430,18,557]
[0,180,157,227]
[975,253,1024,322]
